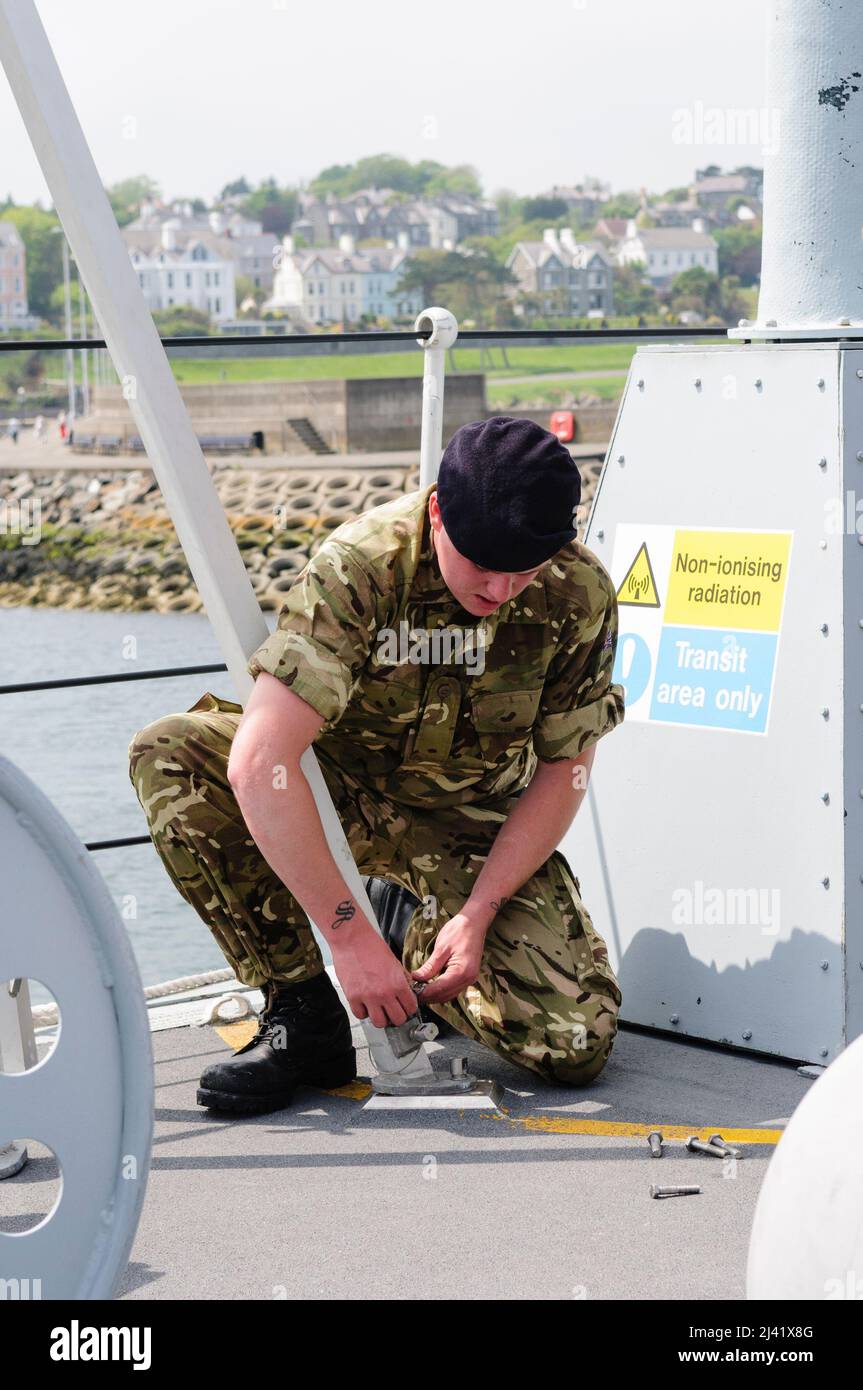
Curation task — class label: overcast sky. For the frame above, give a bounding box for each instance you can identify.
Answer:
[1,0,772,207]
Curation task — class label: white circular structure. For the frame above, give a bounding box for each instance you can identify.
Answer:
[0,755,153,1299]
[747,1033,863,1299]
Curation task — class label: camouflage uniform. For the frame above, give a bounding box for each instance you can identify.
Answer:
[128,485,626,1085]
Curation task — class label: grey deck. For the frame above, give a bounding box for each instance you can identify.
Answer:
[2,1006,810,1300]
[116,1021,808,1299]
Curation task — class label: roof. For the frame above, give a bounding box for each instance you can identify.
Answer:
[624,227,717,249]
[694,174,750,194]
[594,217,628,237]
[293,246,409,276]
[508,238,612,271]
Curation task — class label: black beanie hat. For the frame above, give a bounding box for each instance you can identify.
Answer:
[436,415,581,571]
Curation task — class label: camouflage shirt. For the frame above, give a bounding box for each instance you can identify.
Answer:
[246,485,625,809]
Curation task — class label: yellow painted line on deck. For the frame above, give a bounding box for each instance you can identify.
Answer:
[212,1021,782,1145]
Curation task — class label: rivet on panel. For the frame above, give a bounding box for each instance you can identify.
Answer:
[596,529,604,541]
[822,792,830,803]
[822,623,830,634]
[822,876,830,888]
[742,1029,753,1040]
[817,378,826,389]
[617,455,625,466]
[820,960,829,971]
[818,457,827,469]
[821,708,830,719]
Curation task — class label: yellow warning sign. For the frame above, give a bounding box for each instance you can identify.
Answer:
[664,530,791,631]
[616,542,660,608]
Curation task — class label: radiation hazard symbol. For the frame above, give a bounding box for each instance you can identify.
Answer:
[616,542,660,608]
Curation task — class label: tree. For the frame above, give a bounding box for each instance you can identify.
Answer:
[599,192,641,219]
[520,195,569,223]
[610,264,658,316]
[310,154,483,201]
[2,205,63,320]
[394,247,514,325]
[423,163,482,198]
[235,275,266,314]
[151,305,211,336]
[221,177,251,199]
[667,266,720,315]
[239,179,298,236]
[714,223,762,285]
[107,175,160,226]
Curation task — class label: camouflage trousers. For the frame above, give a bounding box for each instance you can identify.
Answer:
[127,691,622,1086]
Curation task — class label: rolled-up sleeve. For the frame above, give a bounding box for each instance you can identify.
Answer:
[533,570,625,762]
[246,542,380,723]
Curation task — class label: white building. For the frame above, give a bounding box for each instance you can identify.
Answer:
[0,221,30,329]
[127,223,237,321]
[267,234,420,323]
[618,219,719,284]
[125,206,279,292]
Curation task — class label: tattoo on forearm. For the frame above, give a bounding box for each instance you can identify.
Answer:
[330,899,356,930]
[490,897,510,913]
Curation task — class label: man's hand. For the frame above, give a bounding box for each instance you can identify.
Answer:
[331,926,419,1029]
[410,912,487,1004]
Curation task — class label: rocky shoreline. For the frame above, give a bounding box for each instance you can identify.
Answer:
[0,457,600,613]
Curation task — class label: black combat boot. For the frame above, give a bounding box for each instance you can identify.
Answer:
[197,971,356,1115]
[362,876,457,1038]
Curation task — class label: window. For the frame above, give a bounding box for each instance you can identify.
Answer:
[214,272,220,286]
[215,297,221,314]
[309,283,315,294]
[205,271,211,286]
[167,272,174,288]
[185,272,192,288]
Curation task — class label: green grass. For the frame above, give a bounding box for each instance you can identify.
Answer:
[487,374,624,409]
[165,342,641,385]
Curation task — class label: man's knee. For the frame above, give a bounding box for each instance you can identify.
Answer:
[539,1004,619,1086]
[128,712,206,782]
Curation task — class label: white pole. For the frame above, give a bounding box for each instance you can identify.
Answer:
[755,0,863,331]
[415,307,458,487]
[61,235,74,420]
[0,0,429,1081]
[78,272,89,417]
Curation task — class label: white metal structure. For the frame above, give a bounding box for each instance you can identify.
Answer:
[0,1,475,1102]
[0,755,153,1299]
[562,0,863,1062]
[564,340,863,1062]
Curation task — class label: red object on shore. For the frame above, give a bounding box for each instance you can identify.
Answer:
[549,410,574,442]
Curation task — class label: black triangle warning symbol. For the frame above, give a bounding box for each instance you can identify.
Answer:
[617,542,661,608]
